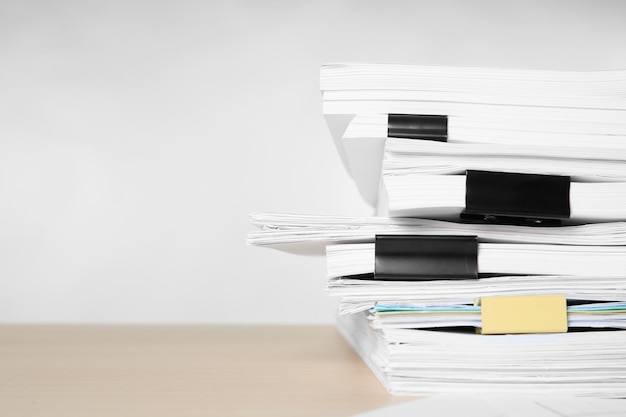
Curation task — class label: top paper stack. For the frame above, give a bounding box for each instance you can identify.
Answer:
[320,63,626,219]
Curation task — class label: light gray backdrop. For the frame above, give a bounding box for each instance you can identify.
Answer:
[2,0,626,323]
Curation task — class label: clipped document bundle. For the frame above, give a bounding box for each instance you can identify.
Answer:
[382,136,626,181]
[248,62,626,398]
[326,233,626,397]
[247,212,626,247]
[339,310,626,397]
[379,168,626,223]
[328,273,626,316]
[323,231,626,398]
[325,235,626,280]
[370,296,626,332]
[321,64,626,206]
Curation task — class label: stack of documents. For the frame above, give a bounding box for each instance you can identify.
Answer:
[326,242,626,279]
[320,64,626,206]
[249,63,626,398]
[379,139,626,222]
[380,137,626,220]
[249,212,626,316]
[340,311,626,397]
[247,212,626,246]
[249,212,626,396]
[369,299,626,331]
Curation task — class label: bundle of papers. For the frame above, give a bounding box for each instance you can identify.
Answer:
[247,212,626,247]
[320,64,626,205]
[370,300,626,330]
[326,241,626,279]
[349,114,626,156]
[250,63,626,399]
[380,172,626,222]
[321,64,626,99]
[328,275,626,315]
[383,137,626,181]
[321,65,626,123]
[339,311,626,397]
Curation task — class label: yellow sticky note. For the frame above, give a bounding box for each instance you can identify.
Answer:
[479,295,567,335]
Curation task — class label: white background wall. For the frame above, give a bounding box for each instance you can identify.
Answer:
[2,0,626,324]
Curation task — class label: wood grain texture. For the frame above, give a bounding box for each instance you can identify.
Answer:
[0,325,413,416]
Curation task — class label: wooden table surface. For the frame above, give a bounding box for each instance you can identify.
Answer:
[0,325,414,416]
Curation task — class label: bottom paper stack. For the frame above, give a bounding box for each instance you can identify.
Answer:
[338,310,626,398]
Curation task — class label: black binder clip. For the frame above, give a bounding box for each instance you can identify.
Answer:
[387,114,448,141]
[374,235,478,281]
[460,170,571,226]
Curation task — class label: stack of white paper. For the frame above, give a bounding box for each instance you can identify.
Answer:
[382,137,626,181]
[369,301,626,330]
[247,212,626,246]
[326,242,626,279]
[328,275,626,315]
[250,63,626,399]
[321,64,626,206]
[379,173,626,222]
[339,311,626,397]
